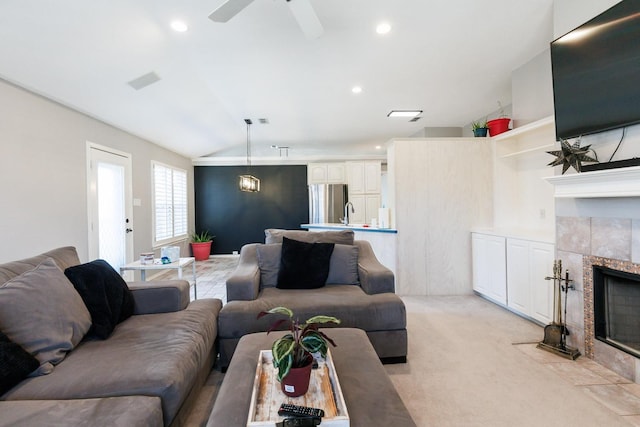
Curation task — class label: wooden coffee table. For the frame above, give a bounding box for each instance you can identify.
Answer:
[206,328,416,427]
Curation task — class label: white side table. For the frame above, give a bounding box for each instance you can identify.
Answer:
[119,257,198,299]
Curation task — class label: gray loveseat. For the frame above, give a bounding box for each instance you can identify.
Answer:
[217,229,407,368]
[0,247,222,427]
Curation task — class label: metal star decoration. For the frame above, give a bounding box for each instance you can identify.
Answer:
[547,139,598,174]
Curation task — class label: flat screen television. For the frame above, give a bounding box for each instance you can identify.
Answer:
[550,0,640,141]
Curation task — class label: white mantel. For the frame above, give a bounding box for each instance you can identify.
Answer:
[544,166,640,198]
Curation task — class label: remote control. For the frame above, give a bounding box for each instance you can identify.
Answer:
[278,403,325,418]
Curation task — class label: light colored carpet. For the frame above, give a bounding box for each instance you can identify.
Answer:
[172,259,638,426]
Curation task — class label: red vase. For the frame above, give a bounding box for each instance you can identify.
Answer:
[190,242,212,261]
[280,358,313,397]
[487,118,511,136]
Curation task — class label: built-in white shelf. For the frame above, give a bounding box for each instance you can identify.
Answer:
[493,115,556,159]
[492,115,554,142]
[544,166,640,198]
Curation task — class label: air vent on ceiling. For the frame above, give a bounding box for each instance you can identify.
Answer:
[258,118,269,124]
[409,117,421,122]
[127,72,161,90]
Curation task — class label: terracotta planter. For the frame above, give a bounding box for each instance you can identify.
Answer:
[280,355,313,397]
[487,118,511,136]
[190,241,212,261]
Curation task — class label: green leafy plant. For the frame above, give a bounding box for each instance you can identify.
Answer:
[190,230,214,242]
[471,119,488,131]
[257,307,340,381]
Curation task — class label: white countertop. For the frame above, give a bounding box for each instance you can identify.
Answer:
[301,223,398,234]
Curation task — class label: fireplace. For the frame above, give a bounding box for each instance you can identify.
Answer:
[593,265,640,358]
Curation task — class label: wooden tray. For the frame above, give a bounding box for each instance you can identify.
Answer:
[247,350,350,427]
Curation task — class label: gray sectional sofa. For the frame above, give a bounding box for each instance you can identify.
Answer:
[0,247,222,427]
[217,229,407,368]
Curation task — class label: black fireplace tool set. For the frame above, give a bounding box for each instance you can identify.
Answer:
[537,259,581,360]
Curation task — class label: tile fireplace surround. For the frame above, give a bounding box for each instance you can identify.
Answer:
[557,214,640,382]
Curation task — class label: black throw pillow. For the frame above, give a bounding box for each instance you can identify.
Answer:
[277,237,335,289]
[64,260,134,339]
[0,330,39,395]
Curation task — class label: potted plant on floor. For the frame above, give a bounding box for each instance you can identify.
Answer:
[190,230,214,261]
[258,307,340,397]
[471,119,489,137]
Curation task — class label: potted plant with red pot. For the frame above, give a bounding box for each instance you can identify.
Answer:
[258,307,340,397]
[190,230,214,261]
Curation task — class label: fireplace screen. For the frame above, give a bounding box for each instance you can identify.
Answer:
[593,266,640,358]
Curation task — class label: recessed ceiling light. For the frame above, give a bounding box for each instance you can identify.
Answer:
[171,21,189,32]
[352,86,363,94]
[376,22,391,35]
[375,145,382,150]
[387,110,422,118]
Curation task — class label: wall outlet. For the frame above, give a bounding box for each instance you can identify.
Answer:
[232,250,239,255]
[539,209,546,219]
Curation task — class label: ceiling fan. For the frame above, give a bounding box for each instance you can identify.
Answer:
[208,0,324,39]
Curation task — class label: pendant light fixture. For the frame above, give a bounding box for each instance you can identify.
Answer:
[239,119,260,192]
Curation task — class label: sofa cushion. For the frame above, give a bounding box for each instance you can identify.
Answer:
[0,330,39,395]
[265,228,354,245]
[277,237,334,289]
[2,298,222,427]
[64,260,135,339]
[256,244,281,288]
[326,244,359,285]
[0,396,163,427]
[258,243,359,287]
[0,258,91,376]
[218,285,406,339]
[0,246,80,285]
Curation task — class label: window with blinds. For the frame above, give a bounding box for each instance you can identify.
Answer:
[153,162,187,245]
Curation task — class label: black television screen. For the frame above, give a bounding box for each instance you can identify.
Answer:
[551,0,640,141]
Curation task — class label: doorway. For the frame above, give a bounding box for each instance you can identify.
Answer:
[87,143,133,271]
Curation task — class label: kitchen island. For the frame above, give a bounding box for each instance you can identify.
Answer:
[301,223,397,275]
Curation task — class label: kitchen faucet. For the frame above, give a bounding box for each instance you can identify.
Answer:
[342,202,354,225]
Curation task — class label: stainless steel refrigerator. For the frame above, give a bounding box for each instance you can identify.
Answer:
[308,184,347,224]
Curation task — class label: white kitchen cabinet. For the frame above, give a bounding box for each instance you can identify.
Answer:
[472,233,507,305]
[506,238,554,324]
[345,161,381,224]
[364,161,381,193]
[348,194,381,224]
[346,162,365,193]
[529,241,555,324]
[365,194,381,224]
[307,163,345,185]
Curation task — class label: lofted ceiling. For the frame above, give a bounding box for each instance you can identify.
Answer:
[0,0,554,160]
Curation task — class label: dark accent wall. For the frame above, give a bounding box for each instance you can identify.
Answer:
[194,165,309,254]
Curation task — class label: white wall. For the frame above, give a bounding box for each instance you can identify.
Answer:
[387,138,493,296]
[0,79,194,263]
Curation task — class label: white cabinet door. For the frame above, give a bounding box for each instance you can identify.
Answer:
[472,233,506,304]
[346,162,365,194]
[365,194,381,224]
[308,163,327,184]
[364,161,381,193]
[472,234,490,296]
[348,195,366,224]
[507,239,531,314]
[529,241,555,324]
[326,163,346,183]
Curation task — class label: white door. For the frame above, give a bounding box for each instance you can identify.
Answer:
[507,238,531,315]
[87,143,133,271]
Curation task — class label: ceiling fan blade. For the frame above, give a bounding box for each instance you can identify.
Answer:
[287,0,324,39]
[208,0,255,22]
